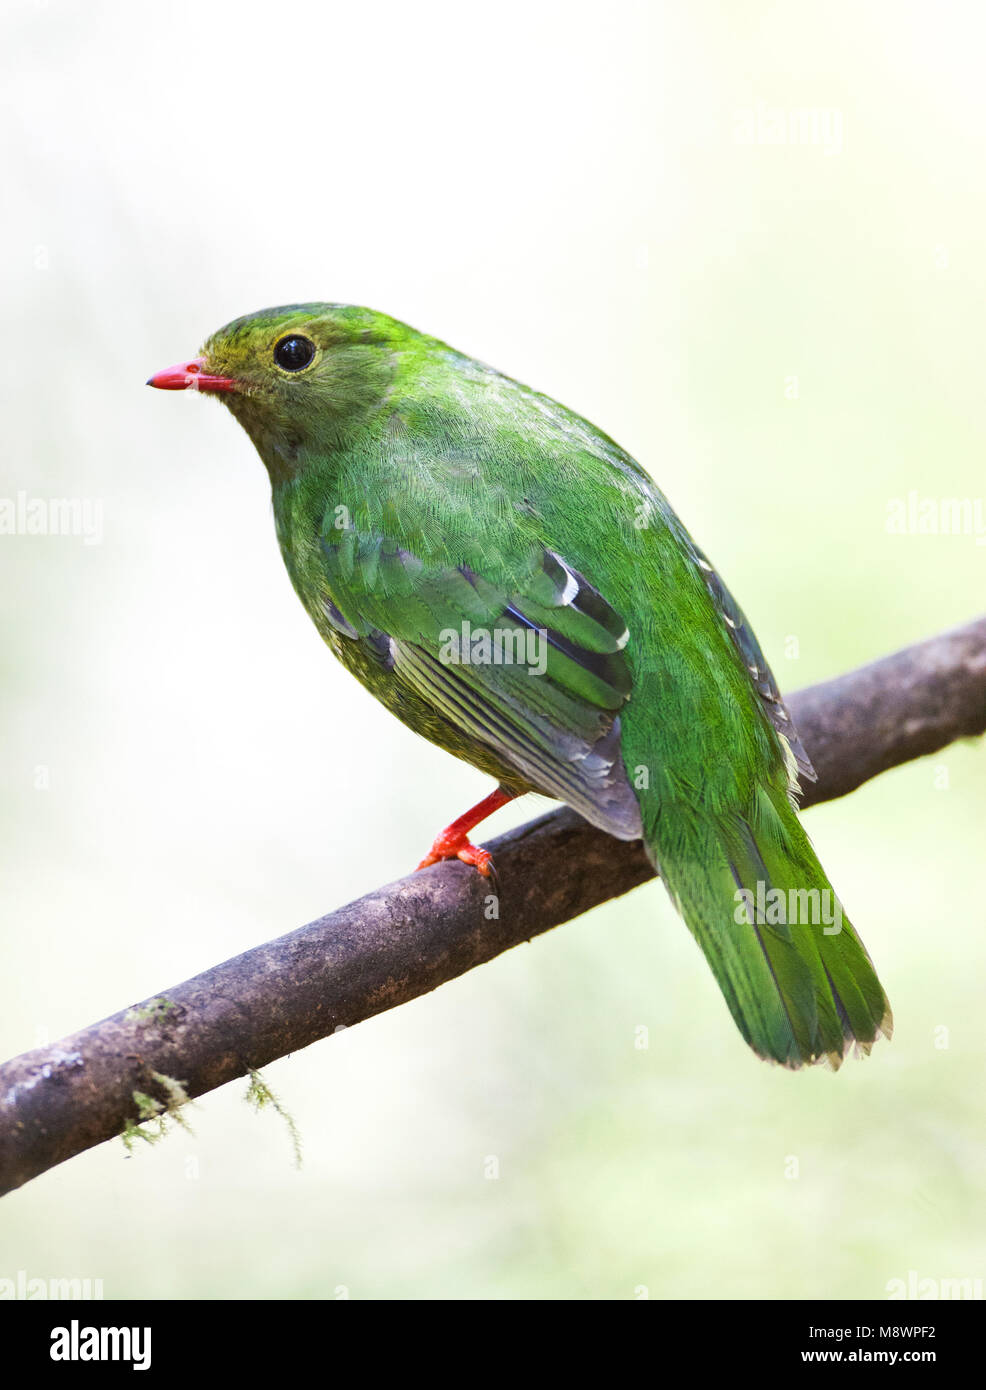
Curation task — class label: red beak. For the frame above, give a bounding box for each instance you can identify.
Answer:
[146,357,236,394]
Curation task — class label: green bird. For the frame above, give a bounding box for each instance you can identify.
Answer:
[148,303,891,1069]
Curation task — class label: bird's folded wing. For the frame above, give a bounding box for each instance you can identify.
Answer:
[319,527,643,840]
[671,527,817,784]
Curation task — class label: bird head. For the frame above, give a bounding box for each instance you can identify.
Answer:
[147,303,405,481]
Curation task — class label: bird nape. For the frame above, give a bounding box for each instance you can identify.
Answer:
[148,302,892,1070]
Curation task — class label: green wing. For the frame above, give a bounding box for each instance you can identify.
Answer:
[319,524,643,840]
[674,531,816,784]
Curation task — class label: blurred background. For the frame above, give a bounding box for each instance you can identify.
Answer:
[1,0,984,1299]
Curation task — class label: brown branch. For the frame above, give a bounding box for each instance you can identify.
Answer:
[1,618,984,1197]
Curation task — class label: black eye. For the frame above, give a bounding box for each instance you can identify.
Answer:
[274,335,316,372]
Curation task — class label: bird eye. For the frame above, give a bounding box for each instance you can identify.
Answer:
[273,335,316,372]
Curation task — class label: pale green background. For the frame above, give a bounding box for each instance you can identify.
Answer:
[1,0,983,1300]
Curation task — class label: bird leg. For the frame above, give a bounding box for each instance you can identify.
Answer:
[416,787,515,878]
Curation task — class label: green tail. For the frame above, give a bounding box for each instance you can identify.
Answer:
[652,784,892,1069]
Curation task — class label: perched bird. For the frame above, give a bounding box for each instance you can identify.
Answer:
[148,304,891,1069]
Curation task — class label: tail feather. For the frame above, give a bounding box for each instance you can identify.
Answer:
[652,785,892,1069]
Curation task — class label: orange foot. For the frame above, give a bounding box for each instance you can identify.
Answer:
[415,787,515,881]
[417,835,496,877]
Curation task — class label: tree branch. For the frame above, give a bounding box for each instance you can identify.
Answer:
[2,618,984,1197]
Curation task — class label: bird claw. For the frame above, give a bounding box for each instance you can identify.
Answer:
[416,837,498,883]
[415,787,512,887]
